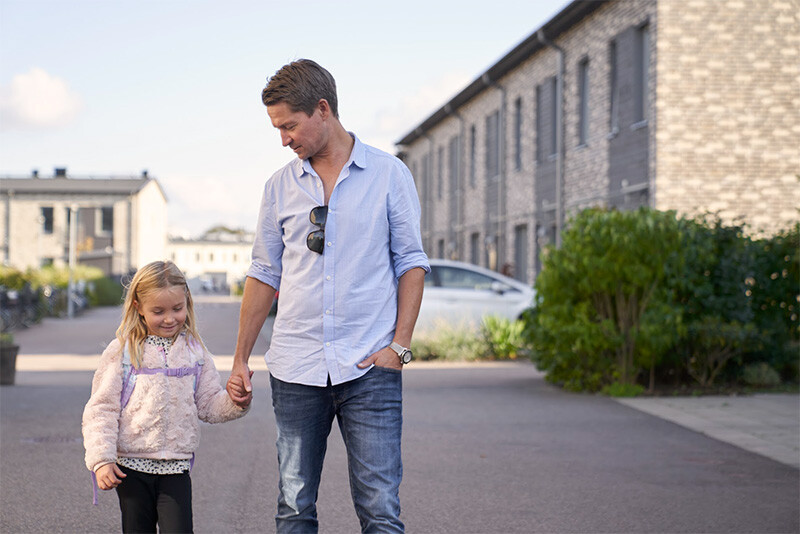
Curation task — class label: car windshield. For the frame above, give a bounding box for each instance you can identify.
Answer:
[437,267,496,291]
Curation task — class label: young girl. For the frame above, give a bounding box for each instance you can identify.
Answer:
[82,260,251,533]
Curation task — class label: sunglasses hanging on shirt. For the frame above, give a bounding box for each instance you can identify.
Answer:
[307,206,328,254]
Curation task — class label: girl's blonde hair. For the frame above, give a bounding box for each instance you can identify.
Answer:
[116,260,203,368]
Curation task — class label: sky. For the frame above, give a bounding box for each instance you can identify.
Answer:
[1,0,570,238]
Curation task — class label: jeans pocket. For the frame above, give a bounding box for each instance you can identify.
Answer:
[371,364,402,375]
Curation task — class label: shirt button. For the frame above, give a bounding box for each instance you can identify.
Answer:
[325,309,331,314]
[327,242,332,247]
[326,342,331,347]
[326,275,331,281]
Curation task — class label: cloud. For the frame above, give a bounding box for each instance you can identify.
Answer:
[362,71,472,153]
[0,68,82,129]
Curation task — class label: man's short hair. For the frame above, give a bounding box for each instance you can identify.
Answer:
[262,59,339,118]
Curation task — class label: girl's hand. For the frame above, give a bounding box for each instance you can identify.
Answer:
[96,463,126,490]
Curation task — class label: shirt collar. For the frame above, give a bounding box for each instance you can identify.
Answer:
[300,132,367,177]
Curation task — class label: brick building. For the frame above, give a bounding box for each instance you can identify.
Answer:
[397,0,799,285]
[1,168,168,277]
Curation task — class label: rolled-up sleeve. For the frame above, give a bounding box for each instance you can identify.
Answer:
[388,163,430,279]
[246,179,283,289]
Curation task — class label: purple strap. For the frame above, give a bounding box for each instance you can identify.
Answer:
[91,471,99,506]
[133,366,201,378]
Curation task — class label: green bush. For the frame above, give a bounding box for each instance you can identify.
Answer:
[529,207,686,392]
[742,362,782,388]
[0,266,26,290]
[412,321,489,361]
[601,382,645,397]
[87,277,124,307]
[527,207,797,393]
[27,265,105,289]
[481,316,527,360]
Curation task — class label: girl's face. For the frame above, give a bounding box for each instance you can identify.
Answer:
[135,285,187,338]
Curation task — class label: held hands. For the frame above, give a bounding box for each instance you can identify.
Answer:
[227,367,254,408]
[96,463,126,490]
[357,346,402,371]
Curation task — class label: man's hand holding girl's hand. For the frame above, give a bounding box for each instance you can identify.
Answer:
[227,368,254,408]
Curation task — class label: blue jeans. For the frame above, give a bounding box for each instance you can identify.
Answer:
[270,366,404,534]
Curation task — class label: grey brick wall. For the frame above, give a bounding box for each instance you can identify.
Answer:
[401,0,797,285]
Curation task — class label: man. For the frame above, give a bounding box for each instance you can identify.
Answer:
[227,59,429,533]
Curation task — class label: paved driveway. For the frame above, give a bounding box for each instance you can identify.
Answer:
[1,299,797,533]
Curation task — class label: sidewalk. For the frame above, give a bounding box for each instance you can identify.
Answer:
[617,394,799,469]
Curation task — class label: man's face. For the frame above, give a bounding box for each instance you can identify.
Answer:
[266,101,326,161]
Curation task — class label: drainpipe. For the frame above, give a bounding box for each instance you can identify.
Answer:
[537,30,565,247]
[444,103,465,260]
[481,73,507,269]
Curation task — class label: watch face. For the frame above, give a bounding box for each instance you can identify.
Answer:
[401,350,413,364]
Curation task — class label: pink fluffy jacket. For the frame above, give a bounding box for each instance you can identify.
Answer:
[82,334,248,472]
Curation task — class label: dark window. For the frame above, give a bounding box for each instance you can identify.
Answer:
[470,232,480,265]
[469,125,477,188]
[549,77,557,156]
[437,239,445,259]
[577,58,590,145]
[513,97,523,171]
[437,146,444,200]
[101,207,113,233]
[448,135,459,194]
[535,85,544,162]
[41,207,54,234]
[634,25,650,124]
[609,40,620,133]
[485,110,500,181]
[514,224,528,283]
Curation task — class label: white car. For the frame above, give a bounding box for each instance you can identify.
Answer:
[416,259,536,333]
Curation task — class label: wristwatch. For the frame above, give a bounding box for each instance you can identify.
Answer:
[389,342,413,365]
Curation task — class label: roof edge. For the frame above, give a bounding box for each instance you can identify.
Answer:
[396,0,608,147]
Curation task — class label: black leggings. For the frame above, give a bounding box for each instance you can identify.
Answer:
[115,465,193,534]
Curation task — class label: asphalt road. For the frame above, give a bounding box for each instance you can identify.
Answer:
[1,298,798,533]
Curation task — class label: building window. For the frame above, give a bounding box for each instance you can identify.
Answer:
[209,252,214,262]
[469,124,477,188]
[535,85,543,163]
[448,134,460,194]
[97,206,113,235]
[40,257,54,267]
[609,40,620,133]
[634,24,650,124]
[437,239,445,259]
[577,58,590,146]
[470,232,480,265]
[437,146,444,200]
[485,110,500,181]
[514,224,528,283]
[513,97,523,171]
[536,79,557,161]
[548,77,557,156]
[41,207,54,234]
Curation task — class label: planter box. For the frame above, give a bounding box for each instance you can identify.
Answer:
[0,344,19,386]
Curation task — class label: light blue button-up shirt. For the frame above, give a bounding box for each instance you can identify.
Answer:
[246,134,429,386]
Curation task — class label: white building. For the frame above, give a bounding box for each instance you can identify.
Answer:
[1,168,168,277]
[167,230,254,292]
